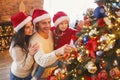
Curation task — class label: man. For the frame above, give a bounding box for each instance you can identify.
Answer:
[29,9,72,80]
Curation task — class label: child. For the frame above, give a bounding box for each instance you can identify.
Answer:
[51,11,78,49]
[48,11,78,80]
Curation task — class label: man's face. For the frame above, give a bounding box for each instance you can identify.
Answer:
[37,18,51,33]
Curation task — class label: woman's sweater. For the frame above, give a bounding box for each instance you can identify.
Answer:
[9,42,34,78]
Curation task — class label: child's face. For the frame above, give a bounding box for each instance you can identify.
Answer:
[58,20,69,31]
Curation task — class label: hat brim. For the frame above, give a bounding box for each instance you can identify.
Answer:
[54,16,70,27]
[33,14,50,25]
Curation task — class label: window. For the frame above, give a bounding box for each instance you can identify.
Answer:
[44,0,97,27]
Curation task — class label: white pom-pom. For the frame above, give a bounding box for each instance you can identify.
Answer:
[54,68,61,75]
[104,17,111,25]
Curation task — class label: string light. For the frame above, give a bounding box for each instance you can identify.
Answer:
[0,24,14,53]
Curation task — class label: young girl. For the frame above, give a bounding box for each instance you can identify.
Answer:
[32,11,78,80]
[49,11,78,79]
[51,11,78,49]
[9,12,39,80]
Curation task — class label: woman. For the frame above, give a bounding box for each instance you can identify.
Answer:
[9,12,39,80]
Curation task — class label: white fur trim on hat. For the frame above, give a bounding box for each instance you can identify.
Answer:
[33,14,50,25]
[14,16,32,32]
[54,16,70,27]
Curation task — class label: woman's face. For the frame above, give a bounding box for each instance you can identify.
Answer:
[24,21,34,35]
[58,20,69,31]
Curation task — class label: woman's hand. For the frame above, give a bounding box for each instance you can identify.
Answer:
[28,43,39,56]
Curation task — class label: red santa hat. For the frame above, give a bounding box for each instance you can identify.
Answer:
[53,11,70,27]
[11,12,32,32]
[32,9,50,25]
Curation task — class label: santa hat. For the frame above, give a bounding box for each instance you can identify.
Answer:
[11,12,32,32]
[32,9,50,25]
[53,11,70,27]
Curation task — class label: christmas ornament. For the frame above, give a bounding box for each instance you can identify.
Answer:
[104,17,112,25]
[77,69,82,75]
[97,18,106,27]
[83,35,90,45]
[85,37,98,58]
[53,68,67,80]
[97,70,108,80]
[89,28,98,36]
[96,50,104,57]
[60,74,66,80]
[113,60,118,66]
[100,34,108,43]
[109,67,120,79]
[85,8,94,17]
[116,49,120,57]
[85,61,97,74]
[49,76,57,80]
[77,51,89,63]
[99,34,116,51]
[54,68,61,76]
[99,60,107,69]
[94,6,107,19]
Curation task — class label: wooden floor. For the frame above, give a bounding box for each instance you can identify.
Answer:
[0,49,12,80]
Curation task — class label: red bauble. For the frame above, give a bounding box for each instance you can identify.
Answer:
[48,76,57,80]
[109,67,120,79]
[84,75,97,80]
[97,70,108,80]
[97,18,106,27]
[99,60,107,69]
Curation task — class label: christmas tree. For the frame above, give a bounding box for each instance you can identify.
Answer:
[49,0,120,80]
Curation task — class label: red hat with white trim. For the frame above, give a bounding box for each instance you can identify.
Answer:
[11,12,32,32]
[53,11,70,27]
[32,9,50,25]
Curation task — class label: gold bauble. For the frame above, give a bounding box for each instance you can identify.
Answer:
[77,55,83,62]
[116,49,120,57]
[81,77,85,80]
[77,69,82,75]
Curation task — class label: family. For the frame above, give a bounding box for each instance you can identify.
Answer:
[9,9,78,80]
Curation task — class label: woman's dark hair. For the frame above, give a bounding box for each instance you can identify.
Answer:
[10,26,30,52]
